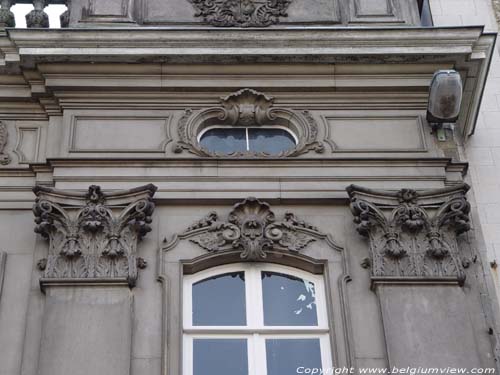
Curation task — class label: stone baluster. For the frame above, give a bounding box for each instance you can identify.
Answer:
[26,0,49,28]
[59,0,70,28]
[0,0,15,27]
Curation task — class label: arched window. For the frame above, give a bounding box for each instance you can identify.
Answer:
[198,126,298,155]
[183,263,332,375]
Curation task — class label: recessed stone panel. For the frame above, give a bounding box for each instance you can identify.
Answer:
[69,116,170,153]
[325,116,426,152]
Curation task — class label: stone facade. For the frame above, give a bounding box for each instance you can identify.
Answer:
[0,1,499,374]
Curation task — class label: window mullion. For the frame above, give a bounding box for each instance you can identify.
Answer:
[254,333,267,375]
[246,128,250,151]
[253,266,265,329]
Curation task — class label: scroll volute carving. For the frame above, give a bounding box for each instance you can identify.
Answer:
[347,184,471,286]
[33,184,157,289]
[179,197,325,261]
[174,88,325,157]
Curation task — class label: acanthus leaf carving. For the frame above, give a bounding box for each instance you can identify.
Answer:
[189,0,292,27]
[183,197,323,260]
[33,184,157,289]
[347,184,471,286]
[174,89,325,158]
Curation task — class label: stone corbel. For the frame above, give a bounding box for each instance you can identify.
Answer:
[33,184,157,290]
[347,183,471,288]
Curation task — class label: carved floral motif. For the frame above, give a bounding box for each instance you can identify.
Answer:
[174,88,325,157]
[0,121,10,165]
[189,0,292,27]
[183,197,321,260]
[347,184,471,285]
[33,184,157,288]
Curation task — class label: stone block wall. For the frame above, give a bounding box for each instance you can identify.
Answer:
[429,0,500,294]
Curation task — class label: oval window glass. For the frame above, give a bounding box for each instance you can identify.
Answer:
[199,127,296,155]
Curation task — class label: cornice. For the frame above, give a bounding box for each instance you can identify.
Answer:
[1,26,490,63]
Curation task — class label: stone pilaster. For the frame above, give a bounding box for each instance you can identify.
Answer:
[33,184,156,375]
[347,184,483,368]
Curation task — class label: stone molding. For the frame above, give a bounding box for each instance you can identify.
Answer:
[188,0,292,27]
[33,184,157,289]
[0,251,6,301]
[174,88,324,157]
[347,183,471,287]
[179,196,326,260]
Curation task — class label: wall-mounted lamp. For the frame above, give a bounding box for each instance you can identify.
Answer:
[427,70,463,140]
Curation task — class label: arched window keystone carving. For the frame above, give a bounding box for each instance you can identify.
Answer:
[177,197,327,261]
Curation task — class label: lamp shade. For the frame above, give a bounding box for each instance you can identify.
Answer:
[426,70,463,123]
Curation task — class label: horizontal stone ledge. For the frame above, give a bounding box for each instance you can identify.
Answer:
[2,27,491,61]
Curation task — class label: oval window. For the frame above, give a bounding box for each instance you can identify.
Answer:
[199,127,297,155]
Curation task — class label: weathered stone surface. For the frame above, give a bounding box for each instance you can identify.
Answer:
[38,287,133,375]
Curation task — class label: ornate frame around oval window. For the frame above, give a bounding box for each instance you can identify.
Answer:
[173,88,325,157]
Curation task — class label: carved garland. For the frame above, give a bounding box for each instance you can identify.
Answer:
[180,197,324,260]
[347,184,471,286]
[174,88,325,157]
[33,184,157,288]
[188,0,293,27]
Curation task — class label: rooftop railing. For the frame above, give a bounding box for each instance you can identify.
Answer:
[0,0,68,28]
[0,0,432,29]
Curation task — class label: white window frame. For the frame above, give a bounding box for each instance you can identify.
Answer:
[183,263,333,375]
[197,125,299,152]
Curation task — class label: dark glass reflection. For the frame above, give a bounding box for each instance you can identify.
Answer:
[199,128,246,154]
[248,128,296,155]
[192,272,246,326]
[194,339,248,375]
[266,339,322,375]
[262,272,318,326]
[199,127,296,155]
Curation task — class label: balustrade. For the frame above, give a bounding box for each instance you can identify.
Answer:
[0,0,68,28]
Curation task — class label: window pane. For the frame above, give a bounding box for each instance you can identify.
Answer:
[192,272,246,326]
[199,128,247,154]
[248,128,296,155]
[262,272,318,326]
[266,339,322,375]
[194,339,248,375]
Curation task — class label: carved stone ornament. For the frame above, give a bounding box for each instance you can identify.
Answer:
[33,184,157,289]
[189,0,292,27]
[26,0,49,28]
[179,197,323,260]
[347,184,472,287]
[0,0,15,27]
[174,88,325,157]
[0,121,10,165]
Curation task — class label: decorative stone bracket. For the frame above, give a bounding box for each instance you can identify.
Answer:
[174,88,325,157]
[179,197,327,260]
[33,184,157,290]
[347,184,471,287]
